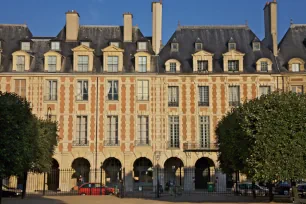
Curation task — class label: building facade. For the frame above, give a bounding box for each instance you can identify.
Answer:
[1,0,306,192]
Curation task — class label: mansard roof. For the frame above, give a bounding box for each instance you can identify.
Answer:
[158,25,278,73]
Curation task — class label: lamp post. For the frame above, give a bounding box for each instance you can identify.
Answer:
[154,151,161,198]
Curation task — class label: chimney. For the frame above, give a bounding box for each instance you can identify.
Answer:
[66,10,80,41]
[263,0,278,56]
[152,1,163,54]
[123,13,133,42]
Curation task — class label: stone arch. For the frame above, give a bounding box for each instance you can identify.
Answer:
[102,157,122,187]
[71,157,91,185]
[195,157,215,189]
[47,159,60,191]
[164,157,184,187]
[133,157,153,187]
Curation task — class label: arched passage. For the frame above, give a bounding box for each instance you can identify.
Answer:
[133,157,153,187]
[102,157,122,187]
[195,157,215,189]
[47,159,60,191]
[71,158,91,185]
[164,157,184,187]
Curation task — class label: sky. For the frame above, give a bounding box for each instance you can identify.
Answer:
[0,0,305,43]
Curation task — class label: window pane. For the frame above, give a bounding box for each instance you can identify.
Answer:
[51,42,60,50]
[137,80,149,101]
[169,116,179,148]
[45,80,57,101]
[199,86,209,106]
[48,56,57,72]
[168,86,179,107]
[259,86,271,97]
[199,116,210,148]
[108,56,119,72]
[137,116,149,145]
[16,56,25,72]
[292,64,300,72]
[138,42,147,50]
[261,61,268,72]
[197,60,208,72]
[228,60,239,71]
[78,56,89,72]
[292,85,303,94]
[106,116,118,145]
[108,80,119,100]
[21,42,30,51]
[15,79,26,98]
[229,86,240,106]
[138,56,147,72]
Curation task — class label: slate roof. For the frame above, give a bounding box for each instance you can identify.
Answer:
[278,24,306,72]
[158,25,278,73]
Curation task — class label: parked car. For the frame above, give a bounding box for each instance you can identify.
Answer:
[232,183,268,196]
[294,183,306,198]
[2,185,22,197]
[78,183,115,196]
[273,181,291,195]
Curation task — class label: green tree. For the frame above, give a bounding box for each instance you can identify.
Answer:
[216,92,306,201]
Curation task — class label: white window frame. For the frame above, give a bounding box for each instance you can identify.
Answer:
[228,43,236,51]
[48,56,57,72]
[78,55,89,72]
[195,43,202,51]
[76,80,89,101]
[45,80,57,101]
[74,116,88,146]
[107,80,119,100]
[136,116,149,146]
[171,43,179,52]
[198,86,209,106]
[138,42,147,50]
[169,62,177,73]
[14,79,26,98]
[291,85,303,94]
[21,42,30,51]
[106,116,119,146]
[261,61,268,72]
[107,56,119,72]
[253,42,260,51]
[81,41,90,47]
[197,60,208,72]
[199,116,210,148]
[229,86,240,106]
[259,86,271,97]
[51,42,60,51]
[137,80,149,101]
[110,42,120,47]
[138,56,147,72]
[169,116,180,149]
[292,63,300,72]
[168,86,179,107]
[228,60,239,71]
[16,55,25,72]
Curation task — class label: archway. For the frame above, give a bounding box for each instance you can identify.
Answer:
[195,157,215,189]
[164,157,184,187]
[102,158,122,187]
[133,157,153,187]
[71,158,91,186]
[47,159,60,191]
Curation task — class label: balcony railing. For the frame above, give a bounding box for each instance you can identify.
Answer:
[167,141,180,149]
[183,142,218,152]
[135,139,151,146]
[75,94,88,101]
[104,139,120,147]
[229,101,240,107]
[44,95,57,101]
[72,139,89,147]
[198,101,209,106]
[168,101,179,107]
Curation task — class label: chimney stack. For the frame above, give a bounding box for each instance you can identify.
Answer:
[123,13,133,42]
[263,0,278,56]
[66,10,80,41]
[152,1,163,54]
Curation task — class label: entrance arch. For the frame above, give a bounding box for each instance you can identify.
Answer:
[47,159,60,191]
[195,157,215,189]
[71,158,91,185]
[133,157,153,187]
[164,157,184,186]
[102,158,122,187]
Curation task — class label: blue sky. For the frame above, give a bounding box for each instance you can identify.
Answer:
[0,0,305,43]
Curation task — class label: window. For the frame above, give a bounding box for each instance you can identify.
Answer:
[14,79,26,98]
[199,116,210,148]
[110,42,120,47]
[253,42,260,51]
[169,116,179,148]
[107,80,119,100]
[45,80,57,101]
[136,116,149,146]
[261,61,268,72]
[46,114,57,121]
[168,86,179,107]
[228,43,236,51]
[106,116,119,146]
[107,56,118,72]
[16,56,25,72]
[197,60,208,72]
[228,86,240,106]
[81,42,90,47]
[195,43,202,51]
[74,116,88,146]
[169,63,177,73]
[228,60,239,71]
[292,63,300,72]
[259,86,271,97]
[0,41,2,48]
[76,80,88,101]
[78,56,89,72]
[138,42,147,50]
[171,43,179,52]
[48,56,57,72]
[137,80,149,101]
[138,56,147,72]
[198,86,209,106]
[292,85,303,94]
[51,42,60,51]
[21,42,30,51]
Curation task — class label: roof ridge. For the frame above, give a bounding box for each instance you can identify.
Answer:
[81,25,120,28]
[179,25,249,29]
[0,24,27,27]
[290,24,306,28]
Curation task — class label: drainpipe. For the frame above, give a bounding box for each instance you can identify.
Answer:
[95,77,99,180]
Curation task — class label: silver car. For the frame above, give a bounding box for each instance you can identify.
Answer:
[232,183,269,196]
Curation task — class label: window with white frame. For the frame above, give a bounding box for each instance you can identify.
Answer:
[74,116,88,146]
[228,60,239,71]
[76,80,88,101]
[195,43,202,51]
[137,80,149,101]
[106,116,119,146]
[228,43,236,51]
[48,56,57,72]
[81,41,90,47]
[259,86,271,97]
[253,42,260,51]
[292,63,300,72]
[169,116,179,148]
[171,43,179,52]
[110,42,120,48]
[107,80,119,100]
[292,85,303,94]
[78,55,89,72]
[136,116,149,146]
[16,56,25,72]
[45,80,57,101]
[197,60,208,72]
[107,56,118,72]
[169,62,177,73]
[138,42,147,50]
[138,56,147,72]
[21,42,30,51]
[261,61,268,72]
[199,116,210,148]
[168,86,179,107]
[14,79,26,98]
[51,42,60,51]
[228,86,240,106]
[198,86,209,106]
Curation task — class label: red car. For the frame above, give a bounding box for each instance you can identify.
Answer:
[78,183,115,195]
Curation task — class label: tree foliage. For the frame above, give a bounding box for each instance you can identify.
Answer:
[216,92,306,182]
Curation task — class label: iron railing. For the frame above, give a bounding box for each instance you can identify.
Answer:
[72,140,89,146]
[104,139,120,146]
[183,142,218,152]
[134,139,151,146]
[168,101,179,107]
[44,95,57,101]
[167,141,180,149]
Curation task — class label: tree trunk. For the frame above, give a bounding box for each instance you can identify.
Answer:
[21,171,28,199]
[268,182,274,202]
[0,177,3,204]
[252,181,256,199]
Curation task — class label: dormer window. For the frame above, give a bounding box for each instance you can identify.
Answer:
[170,63,176,73]
[138,42,147,51]
[81,41,90,47]
[228,60,239,71]
[261,61,268,72]
[21,42,30,51]
[110,42,120,48]
[195,43,202,51]
[51,42,60,51]
[292,63,300,72]
[253,42,260,51]
[197,60,208,72]
[228,43,236,51]
[165,59,181,73]
[171,43,179,52]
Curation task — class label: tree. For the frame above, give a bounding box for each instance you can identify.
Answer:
[216,92,306,201]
